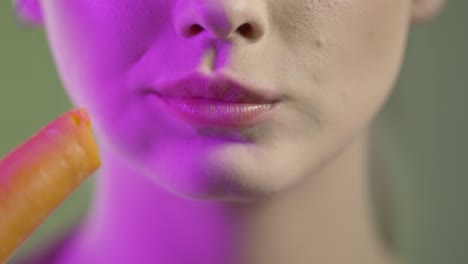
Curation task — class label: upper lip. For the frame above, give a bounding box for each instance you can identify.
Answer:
[144,72,281,104]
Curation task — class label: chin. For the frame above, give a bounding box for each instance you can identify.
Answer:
[138,143,306,203]
[141,165,276,203]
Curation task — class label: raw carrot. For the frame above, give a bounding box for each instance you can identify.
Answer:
[0,108,101,262]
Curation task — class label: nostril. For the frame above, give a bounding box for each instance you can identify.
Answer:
[186,24,204,37]
[237,23,256,39]
[181,22,263,40]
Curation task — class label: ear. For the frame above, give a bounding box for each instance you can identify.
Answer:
[411,0,447,23]
[13,0,44,26]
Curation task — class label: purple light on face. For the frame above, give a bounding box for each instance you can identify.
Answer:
[19,0,284,262]
[173,0,235,71]
[14,0,43,26]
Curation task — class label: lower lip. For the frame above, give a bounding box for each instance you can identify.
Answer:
[156,96,278,127]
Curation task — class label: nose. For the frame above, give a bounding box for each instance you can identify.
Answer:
[174,0,267,41]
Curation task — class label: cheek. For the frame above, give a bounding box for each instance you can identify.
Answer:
[260,0,412,170]
[323,1,411,129]
[42,0,169,101]
[287,0,411,132]
[41,1,175,143]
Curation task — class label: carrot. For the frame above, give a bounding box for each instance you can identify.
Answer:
[0,108,101,262]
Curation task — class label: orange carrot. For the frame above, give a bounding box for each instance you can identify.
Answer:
[0,108,101,262]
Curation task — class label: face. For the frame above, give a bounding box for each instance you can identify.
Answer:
[26,0,439,200]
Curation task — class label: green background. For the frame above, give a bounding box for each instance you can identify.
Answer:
[1,1,467,263]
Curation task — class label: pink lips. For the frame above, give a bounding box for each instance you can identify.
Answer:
[143,73,281,127]
[161,97,277,127]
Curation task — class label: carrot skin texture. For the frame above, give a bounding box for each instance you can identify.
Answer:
[0,108,101,262]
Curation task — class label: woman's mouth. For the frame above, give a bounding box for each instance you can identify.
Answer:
[157,96,279,127]
[142,72,282,127]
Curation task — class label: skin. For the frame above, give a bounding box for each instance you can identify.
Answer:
[12,0,446,263]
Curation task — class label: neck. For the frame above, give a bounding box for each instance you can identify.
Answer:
[60,131,397,264]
